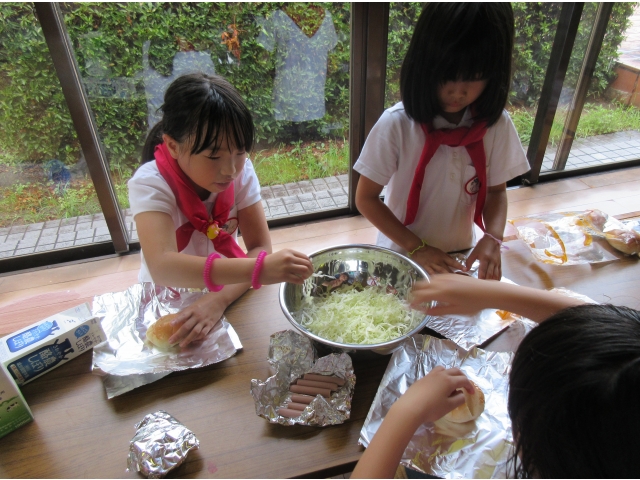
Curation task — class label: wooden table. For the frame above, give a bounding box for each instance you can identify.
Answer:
[1,239,639,478]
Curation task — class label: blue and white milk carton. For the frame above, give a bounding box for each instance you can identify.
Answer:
[0,303,105,386]
[0,362,33,438]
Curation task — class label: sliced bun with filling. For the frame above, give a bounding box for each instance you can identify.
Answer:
[146,313,179,350]
[605,229,640,256]
[443,381,485,423]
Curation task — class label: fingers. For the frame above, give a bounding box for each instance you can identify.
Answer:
[444,255,466,272]
[167,315,220,347]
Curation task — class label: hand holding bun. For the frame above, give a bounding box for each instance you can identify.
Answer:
[443,380,485,423]
[146,313,180,350]
[605,228,640,256]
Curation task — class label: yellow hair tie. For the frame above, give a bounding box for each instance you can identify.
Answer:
[408,239,428,256]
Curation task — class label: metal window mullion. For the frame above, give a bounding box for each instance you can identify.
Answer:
[553,2,614,170]
[34,2,129,253]
[349,2,389,211]
[523,2,584,185]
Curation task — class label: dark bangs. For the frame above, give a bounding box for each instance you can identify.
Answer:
[161,73,254,156]
[400,3,514,126]
[188,82,255,155]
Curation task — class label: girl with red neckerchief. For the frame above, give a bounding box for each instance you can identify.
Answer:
[354,3,530,280]
[129,73,313,348]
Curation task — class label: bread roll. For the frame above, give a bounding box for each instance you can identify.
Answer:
[605,229,640,255]
[443,381,485,423]
[146,313,179,350]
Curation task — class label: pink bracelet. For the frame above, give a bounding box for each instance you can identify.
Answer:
[203,252,223,292]
[251,250,268,290]
[484,233,509,250]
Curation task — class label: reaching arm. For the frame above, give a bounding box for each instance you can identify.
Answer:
[351,367,474,479]
[410,274,586,323]
[134,206,312,289]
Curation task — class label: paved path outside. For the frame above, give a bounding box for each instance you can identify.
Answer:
[0,174,350,259]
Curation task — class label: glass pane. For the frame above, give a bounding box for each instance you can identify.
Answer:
[537,2,596,173]
[542,2,640,174]
[60,2,351,233]
[385,3,563,156]
[0,2,107,261]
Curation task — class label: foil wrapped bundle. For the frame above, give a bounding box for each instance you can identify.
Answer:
[509,209,637,265]
[360,335,514,478]
[92,283,242,398]
[126,410,199,478]
[250,330,355,426]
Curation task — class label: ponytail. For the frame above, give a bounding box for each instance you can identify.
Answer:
[141,122,164,165]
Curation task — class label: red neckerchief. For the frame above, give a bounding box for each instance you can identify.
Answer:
[154,142,247,258]
[404,120,488,231]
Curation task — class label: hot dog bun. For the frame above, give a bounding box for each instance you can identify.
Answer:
[443,381,485,423]
[146,313,179,350]
[605,229,640,255]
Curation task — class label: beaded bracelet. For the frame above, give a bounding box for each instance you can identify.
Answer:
[408,239,429,256]
[203,252,223,292]
[251,250,268,290]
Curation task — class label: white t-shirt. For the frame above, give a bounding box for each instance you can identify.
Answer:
[353,103,530,254]
[128,158,262,282]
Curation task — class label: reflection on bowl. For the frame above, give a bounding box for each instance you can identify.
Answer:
[279,244,431,355]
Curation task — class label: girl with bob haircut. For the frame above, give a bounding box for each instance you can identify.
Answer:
[130,73,313,348]
[354,3,530,280]
[352,274,640,478]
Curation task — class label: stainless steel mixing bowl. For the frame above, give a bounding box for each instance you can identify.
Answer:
[279,244,431,355]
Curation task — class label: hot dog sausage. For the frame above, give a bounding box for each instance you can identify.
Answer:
[277,407,303,418]
[286,402,308,411]
[303,373,346,386]
[290,394,315,404]
[290,385,331,397]
[295,379,338,391]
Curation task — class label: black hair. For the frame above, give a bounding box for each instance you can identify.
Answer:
[508,304,640,478]
[400,3,514,127]
[141,72,255,163]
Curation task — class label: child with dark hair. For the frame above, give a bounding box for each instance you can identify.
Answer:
[129,73,313,347]
[354,3,530,280]
[352,274,640,478]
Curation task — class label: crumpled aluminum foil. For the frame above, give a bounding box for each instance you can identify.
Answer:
[250,330,355,426]
[509,209,631,265]
[360,335,515,478]
[92,283,242,398]
[126,410,199,478]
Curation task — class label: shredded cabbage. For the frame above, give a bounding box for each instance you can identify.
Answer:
[297,286,419,345]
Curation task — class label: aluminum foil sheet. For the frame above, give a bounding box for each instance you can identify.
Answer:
[250,329,355,426]
[92,283,243,398]
[360,335,515,478]
[509,209,633,265]
[126,410,199,478]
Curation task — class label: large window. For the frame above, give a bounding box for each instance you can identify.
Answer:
[539,3,640,174]
[1,2,639,273]
[0,3,105,260]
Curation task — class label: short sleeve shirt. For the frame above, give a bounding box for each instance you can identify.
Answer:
[128,158,262,282]
[353,103,530,253]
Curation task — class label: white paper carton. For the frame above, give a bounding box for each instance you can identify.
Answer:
[0,362,33,439]
[0,303,106,385]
